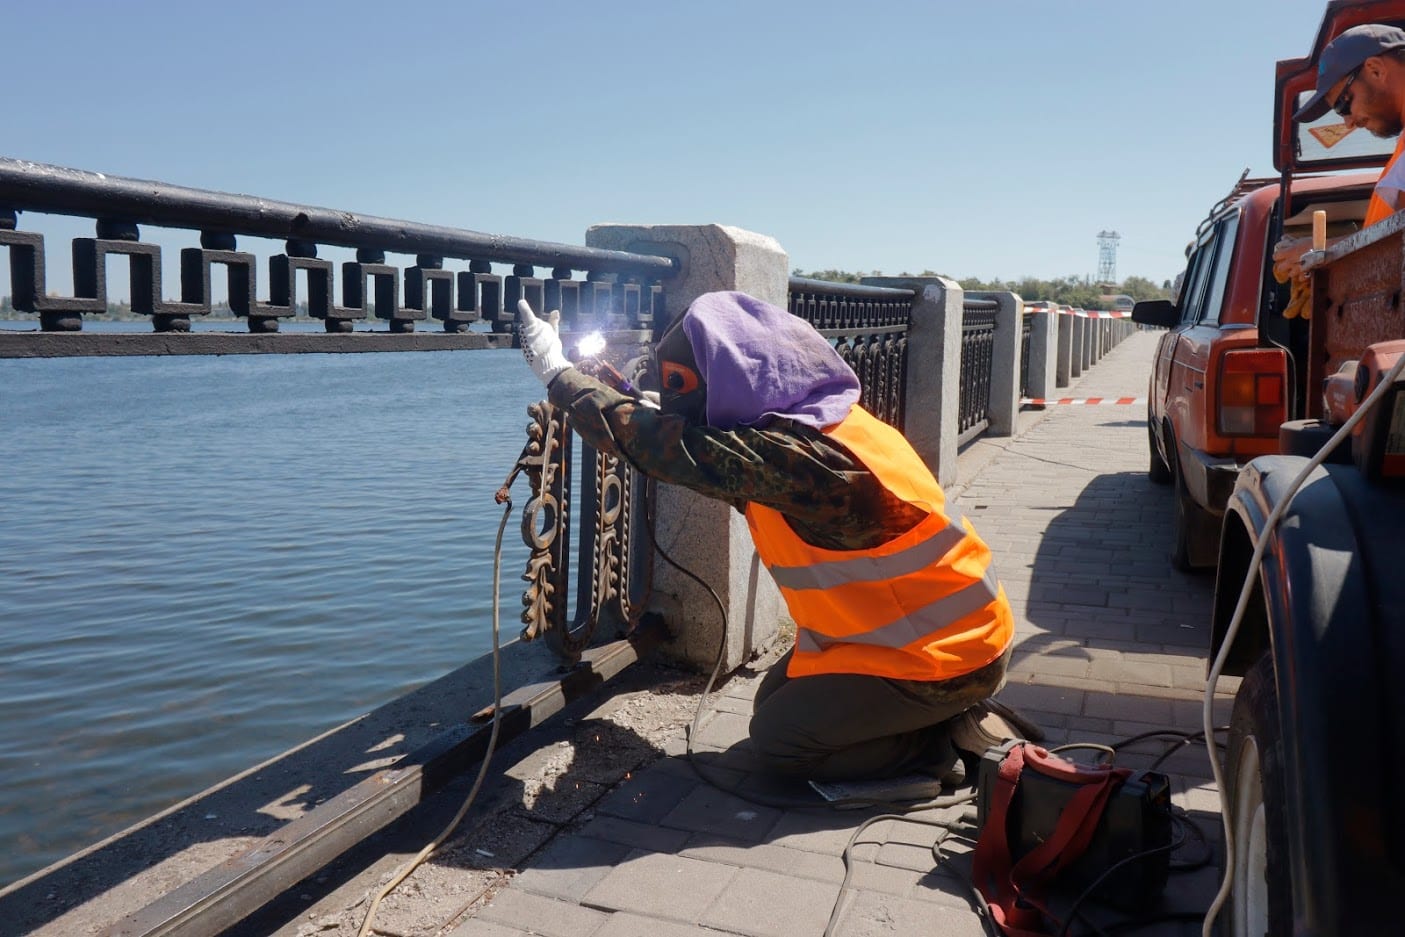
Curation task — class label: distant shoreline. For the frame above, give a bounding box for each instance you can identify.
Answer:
[0,313,317,323]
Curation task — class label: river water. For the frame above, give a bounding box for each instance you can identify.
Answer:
[0,325,548,885]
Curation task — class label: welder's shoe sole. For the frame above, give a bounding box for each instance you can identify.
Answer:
[949,698,1046,756]
[983,697,1046,743]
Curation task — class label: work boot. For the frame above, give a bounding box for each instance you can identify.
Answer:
[948,697,1043,758]
[984,697,1046,743]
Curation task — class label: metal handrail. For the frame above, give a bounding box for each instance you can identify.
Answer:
[0,157,675,277]
[788,275,915,299]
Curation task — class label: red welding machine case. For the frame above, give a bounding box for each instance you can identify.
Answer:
[975,740,1173,912]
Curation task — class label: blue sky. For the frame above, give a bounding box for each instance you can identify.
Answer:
[1,0,1344,294]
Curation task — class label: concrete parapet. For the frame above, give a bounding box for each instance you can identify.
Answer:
[860,275,963,486]
[1056,313,1073,387]
[1069,316,1084,378]
[1025,308,1057,401]
[585,223,787,673]
[968,291,1021,436]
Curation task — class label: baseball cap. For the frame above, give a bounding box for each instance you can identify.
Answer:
[1294,23,1405,122]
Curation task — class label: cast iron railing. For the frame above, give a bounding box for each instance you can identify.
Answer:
[786,276,913,429]
[959,298,998,443]
[1020,312,1033,400]
[0,158,669,356]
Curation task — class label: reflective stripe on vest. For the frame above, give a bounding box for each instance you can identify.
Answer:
[744,404,1013,681]
[768,505,968,591]
[794,568,1000,653]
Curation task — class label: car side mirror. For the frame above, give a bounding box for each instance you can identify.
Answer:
[1132,299,1178,328]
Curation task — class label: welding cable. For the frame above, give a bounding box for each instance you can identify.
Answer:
[1200,346,1405,937]
[1144,729,1226,774]
[1167,807,1214,872]
[822,813,991,937]
[1054,821,1188,937]
[908,729,1218,937]
[1049,741,1119,762]
[356,496,513,937]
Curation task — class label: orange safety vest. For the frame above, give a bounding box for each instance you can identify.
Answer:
[1365,133,1405,226]
[744,405,1014,682]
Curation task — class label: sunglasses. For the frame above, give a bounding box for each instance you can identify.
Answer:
[1333,68,1361,119]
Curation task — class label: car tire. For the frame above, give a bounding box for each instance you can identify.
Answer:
[1224,651,1292,937]
[1149,418,1172,485]
[1167,427,1216,572]
[1170,465,1197,571]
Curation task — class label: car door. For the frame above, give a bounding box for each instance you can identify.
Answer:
[1153,227,1215,426]
[1167,215,1240,454]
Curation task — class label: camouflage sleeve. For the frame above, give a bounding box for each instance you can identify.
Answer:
[547,368,866,522]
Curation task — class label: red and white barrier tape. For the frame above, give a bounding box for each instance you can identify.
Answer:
[1027,307,1133,318]
[1021,396,1145,406]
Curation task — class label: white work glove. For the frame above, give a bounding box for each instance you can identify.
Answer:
[516,299,571,386]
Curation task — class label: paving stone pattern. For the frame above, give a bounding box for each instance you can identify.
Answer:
[450,330,1231,937]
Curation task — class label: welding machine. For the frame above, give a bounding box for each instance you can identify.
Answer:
[974,741,1173,912]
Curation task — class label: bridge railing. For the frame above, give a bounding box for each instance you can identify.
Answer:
[786,275,912,430]
[958,297,999,444]
[0,157,667,352]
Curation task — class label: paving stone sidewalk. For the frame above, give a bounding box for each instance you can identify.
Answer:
[446,329,1233,937]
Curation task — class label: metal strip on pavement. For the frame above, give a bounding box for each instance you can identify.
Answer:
[100,623,663,937]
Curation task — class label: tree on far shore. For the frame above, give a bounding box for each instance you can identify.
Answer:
[792,269,1169,309]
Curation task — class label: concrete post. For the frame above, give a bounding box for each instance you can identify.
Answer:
[1026,307,1057,401]
[1069,315,1083,378]
[584,223,786,673]
[970,291,1021,436]
[1080,315,1094,372]
[1055,311,1073,388]
[860,275,964,487]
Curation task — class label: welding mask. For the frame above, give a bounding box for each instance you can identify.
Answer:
[652,316,707,423]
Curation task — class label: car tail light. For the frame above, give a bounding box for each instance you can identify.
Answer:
[1218,349,1287,436]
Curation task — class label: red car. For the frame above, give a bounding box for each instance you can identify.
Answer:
[1133,169,1378,569]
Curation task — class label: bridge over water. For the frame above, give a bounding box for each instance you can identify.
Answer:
[0,160,1231,936]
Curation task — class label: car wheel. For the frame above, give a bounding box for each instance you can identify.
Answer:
[1168,430,1216,571]
[1224,651,1292,936]
[1170,465,1197,571]
[1149,418,1172,484]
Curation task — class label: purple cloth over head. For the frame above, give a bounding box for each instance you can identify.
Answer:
[679,291,860,430]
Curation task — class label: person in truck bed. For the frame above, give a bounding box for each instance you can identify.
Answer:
[1275,23,1405,292]
[514,290,1032,784]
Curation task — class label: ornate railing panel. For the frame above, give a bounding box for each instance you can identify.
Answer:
[959,298,998,443]
[786,276,914,429]
[1019,312,1033,400]
[512,363,653,663]
[0,158,669,356]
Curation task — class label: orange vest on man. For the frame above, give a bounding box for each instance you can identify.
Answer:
[1365,133,1405,226]
[745,404,1014,682]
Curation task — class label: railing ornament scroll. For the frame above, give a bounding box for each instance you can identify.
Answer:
[514,359,652,663]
